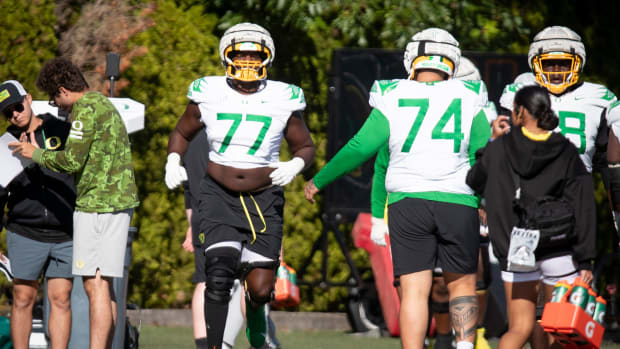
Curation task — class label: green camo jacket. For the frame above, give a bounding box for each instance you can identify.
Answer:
[33,91,139,212]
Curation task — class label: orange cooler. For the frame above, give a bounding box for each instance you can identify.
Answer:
[541,279,605,349]
[272,262,300,307]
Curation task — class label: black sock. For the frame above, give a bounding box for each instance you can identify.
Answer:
[206,299,229,349]
[435,333,455,349]
[195,337,208,349]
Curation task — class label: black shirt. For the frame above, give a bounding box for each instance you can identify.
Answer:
[0,114,76,242]
[466,127,596,271]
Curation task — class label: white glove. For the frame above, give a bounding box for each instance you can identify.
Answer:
[370,217,388,246]
[614,211,620,246]
[268,157,305,186]
[165,153,188,189]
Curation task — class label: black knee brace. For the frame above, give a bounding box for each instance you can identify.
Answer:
[204,247,240,304]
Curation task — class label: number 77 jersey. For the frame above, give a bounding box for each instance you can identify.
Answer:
[187,76,306,169]
[369,79,490,199]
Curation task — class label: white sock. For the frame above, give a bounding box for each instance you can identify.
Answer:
[223,280,245,345]
[456,341,474,349]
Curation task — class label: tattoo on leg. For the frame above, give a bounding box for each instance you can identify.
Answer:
[449,296,478,341]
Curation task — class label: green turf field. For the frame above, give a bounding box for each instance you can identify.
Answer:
[138,325,620,349]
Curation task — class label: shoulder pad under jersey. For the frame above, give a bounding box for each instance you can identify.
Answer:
[606,100,620,128]
[369,79,401,110]
[262,80,307,112]
[186,76,225,104]
[570,82,617,108]
[456,79,489,107]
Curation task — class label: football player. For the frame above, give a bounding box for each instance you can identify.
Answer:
[369,56,496,349]
[165,23,315,349]
[497,25,616,349]
[498,26,616,173]
[606,102,620,239]
[305,28,491,349]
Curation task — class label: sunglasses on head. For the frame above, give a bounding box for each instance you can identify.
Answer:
[3,102,24,118]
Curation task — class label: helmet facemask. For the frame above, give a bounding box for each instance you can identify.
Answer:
[531,52,582,94]
[224,42,272,82]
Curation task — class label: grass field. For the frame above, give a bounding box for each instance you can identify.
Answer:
[138,325,620,349]
[139,325,403,348]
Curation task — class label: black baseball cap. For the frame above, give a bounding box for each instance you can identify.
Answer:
[0,80,27,113]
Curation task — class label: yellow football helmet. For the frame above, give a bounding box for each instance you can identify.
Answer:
[219,23,275,82]
[528,26,585,95]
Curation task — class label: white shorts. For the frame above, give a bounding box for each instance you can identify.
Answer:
[73,209,133,277]
[501,254,579,286]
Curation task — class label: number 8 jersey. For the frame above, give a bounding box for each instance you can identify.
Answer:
[370,79,490,206]
[500,76,617,172]
[187,76,306,169]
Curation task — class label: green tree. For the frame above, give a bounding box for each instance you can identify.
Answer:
[0,0,57,96]
[122,0,221,307]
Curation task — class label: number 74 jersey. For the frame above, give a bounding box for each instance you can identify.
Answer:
[187,76,306,169]
[369,79,490,196]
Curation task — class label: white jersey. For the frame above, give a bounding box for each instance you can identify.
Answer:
[500,80,616,172]
[187,76,306,169]
[607,100,620,141]
[484,101,498,123]
[369,79,488,195]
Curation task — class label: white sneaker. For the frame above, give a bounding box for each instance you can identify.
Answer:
[0,255,14,282]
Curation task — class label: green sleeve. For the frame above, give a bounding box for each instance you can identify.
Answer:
[371,144,389,218]
[34,105,94,173]
[313,108,390,189]
[468,109,491,165]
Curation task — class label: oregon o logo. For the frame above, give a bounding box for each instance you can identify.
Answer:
[75,260,85,269]
[45,136,62,150]
[70,121,84,140]
[585,321,595,338]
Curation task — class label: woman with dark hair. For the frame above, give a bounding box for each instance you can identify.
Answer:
[466,85,596,349]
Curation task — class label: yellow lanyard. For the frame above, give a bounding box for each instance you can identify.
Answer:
[239,193,267,244]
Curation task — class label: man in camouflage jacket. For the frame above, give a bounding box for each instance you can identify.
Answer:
[10,58,139,349]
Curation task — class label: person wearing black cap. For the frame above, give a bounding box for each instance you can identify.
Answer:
[0,80,76,349]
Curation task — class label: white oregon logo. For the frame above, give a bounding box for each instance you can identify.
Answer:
[585,321,595,338]
[70,120,84,140]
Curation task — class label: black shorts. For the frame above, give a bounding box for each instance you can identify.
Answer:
[190,210,206,283]
[388,198,479,277]
[197,175,284,262]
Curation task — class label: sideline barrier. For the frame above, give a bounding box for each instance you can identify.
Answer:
[351,213,400,336]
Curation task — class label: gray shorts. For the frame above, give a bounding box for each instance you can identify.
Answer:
[6,231,73,281]
[73,209,132,278]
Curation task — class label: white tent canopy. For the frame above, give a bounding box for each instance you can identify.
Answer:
[31,97,145,134]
